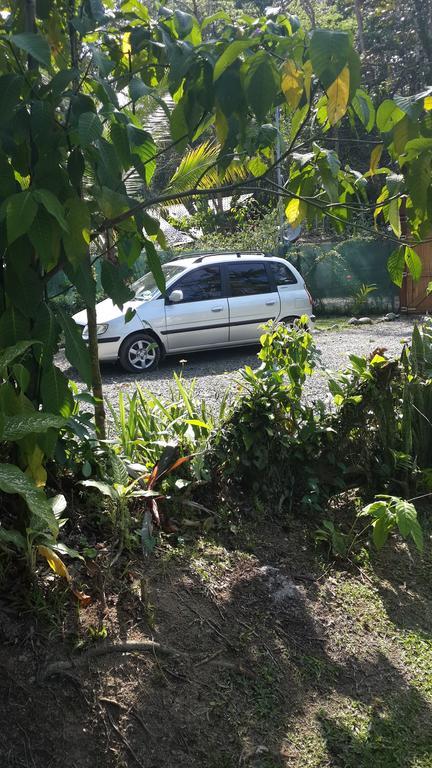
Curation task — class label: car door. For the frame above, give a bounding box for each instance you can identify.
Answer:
[225,261,280,344]
[268,260,310,317]
[163,264,229,352]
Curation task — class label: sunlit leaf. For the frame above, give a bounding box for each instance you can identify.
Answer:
[281,60,303,110]
[12,33,51,67]
[327,66,350,125]
[369,144,383,175]
[285,197,306,227]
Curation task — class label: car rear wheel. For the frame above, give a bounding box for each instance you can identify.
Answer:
[119,333,161,373]
[280,315,300,327]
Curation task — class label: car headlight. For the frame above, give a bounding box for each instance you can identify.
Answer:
[82,323,109,339]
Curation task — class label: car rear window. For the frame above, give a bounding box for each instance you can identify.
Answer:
[269,261,297,286]
[227,263,271,296]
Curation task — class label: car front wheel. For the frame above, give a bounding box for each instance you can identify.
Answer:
[119,333,161,373]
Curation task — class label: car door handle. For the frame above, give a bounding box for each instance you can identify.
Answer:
[265,300,276,306]
[211,306,223,312]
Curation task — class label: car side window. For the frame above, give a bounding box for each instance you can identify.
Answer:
[227,263,271,297]
[270,262,297,286]
[170,265,222,302]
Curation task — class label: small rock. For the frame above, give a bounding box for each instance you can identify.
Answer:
[348,317,359,325]
[383,312,399,321]
[358,317,372,325]
[259,565,302,604]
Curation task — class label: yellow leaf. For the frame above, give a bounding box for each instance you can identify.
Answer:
[281,60,304,110]
[303,60,313,104]
[25,446,47,488]
[122,32,131,56]
[38,545,70,579]
[37,545,92,606]
[370,143,383,175]
[285,197,306,226]
[424,95,432,111]
[327,66,350,125]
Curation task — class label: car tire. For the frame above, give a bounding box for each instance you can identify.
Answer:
[280,316,300,327]
[119,332,161,373]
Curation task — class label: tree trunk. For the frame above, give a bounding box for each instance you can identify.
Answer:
[86,298,106,440]
[354,0,365,54]
[412,0,432,81]
[68,0,106,439]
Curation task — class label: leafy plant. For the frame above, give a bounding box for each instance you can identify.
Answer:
[212,319,337,509]
[110,374,224,479]
[359,495,424,551]
[81,443,191,558]
[315,520,350,557]
[351,282,377,315]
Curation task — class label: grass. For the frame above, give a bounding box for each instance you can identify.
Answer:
[314,316,351,330]
[184,524,432,768]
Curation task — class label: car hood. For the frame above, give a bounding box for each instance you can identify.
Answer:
[73,298,143,326]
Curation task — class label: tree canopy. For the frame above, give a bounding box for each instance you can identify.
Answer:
[0,0,431,517]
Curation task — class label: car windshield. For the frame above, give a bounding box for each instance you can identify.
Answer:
[131,263,185,300]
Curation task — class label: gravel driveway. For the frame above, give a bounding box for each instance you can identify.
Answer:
[60,318,418,413]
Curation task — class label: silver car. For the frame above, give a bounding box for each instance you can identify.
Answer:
[73,252,314,373]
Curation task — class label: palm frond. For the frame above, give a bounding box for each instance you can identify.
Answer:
[165,141,248,203]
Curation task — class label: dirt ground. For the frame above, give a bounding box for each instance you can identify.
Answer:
[1,513,431,768]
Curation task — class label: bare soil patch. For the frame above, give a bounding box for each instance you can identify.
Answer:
[1,515,431,768]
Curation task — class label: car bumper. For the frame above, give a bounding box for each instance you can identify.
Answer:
[96,337,122,361]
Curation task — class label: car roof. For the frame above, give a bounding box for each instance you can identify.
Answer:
[165,252,288,269]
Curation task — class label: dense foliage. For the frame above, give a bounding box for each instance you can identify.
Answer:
[1,0,432,586]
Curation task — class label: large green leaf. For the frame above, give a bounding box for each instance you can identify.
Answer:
[0,463,57,534]
[310,29,350,89]
[80,479,117,499]
[127,126,157,184]
[0,75,23,126]
[387,246,405,288]
[63,258,96,307]
[6,191,38,244]
[0,308,31,347]
[404,246,422,281]
[242,51,279,122]
[110,122,132,169]
[372,515,390,550]
[376,100,405,133]
[101,261,134,309]
[41,367,73,418]
[56,307,92,387]
[33,189,68,232]
[352,89,375,132]
[213,39,260,81]
[407,155,431,213]
[67,148,85,190]
[33,304,61,369]
[174,9,194,38]
[11,33,51,67]
[78,112,103,146]
[28,208,62,271]
[2,413,66,441]
[129,77,151,102]
[0,341,36,373]
[144,239,166,294]
[62,197,91,267]
[4,260,44,319]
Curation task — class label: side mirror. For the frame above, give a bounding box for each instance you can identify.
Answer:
[169,289,183,303]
